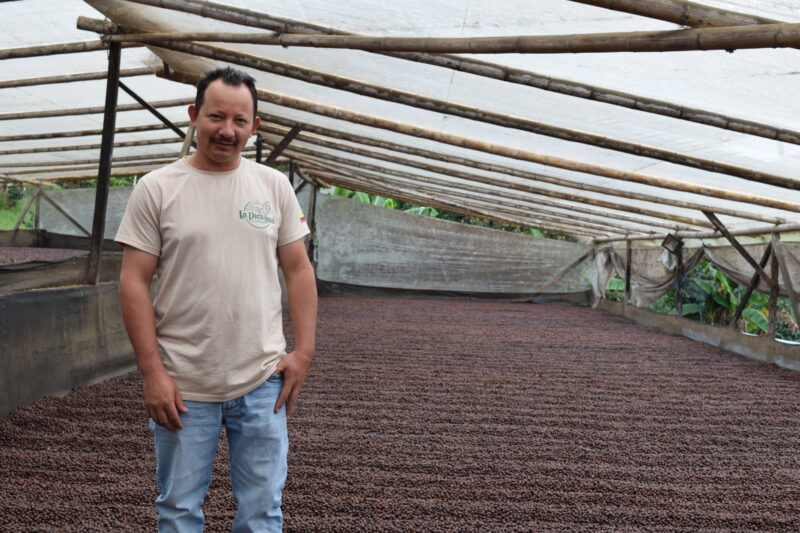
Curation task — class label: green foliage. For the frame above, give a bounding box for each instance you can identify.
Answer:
[63,175,140,189]
[644,258,799,341]
[604,277,625,302]
[323,186,572,240]
[0,187,34,230]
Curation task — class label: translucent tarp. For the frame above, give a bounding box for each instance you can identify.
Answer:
[2,0,799,240]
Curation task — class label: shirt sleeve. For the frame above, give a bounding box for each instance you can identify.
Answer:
[276,174,311,247]
[115,179,162,257]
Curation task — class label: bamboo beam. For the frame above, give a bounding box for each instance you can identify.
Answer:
[299,158,615,237]
[7,158,175,176]
[0,40,140,60]
[598,222,800,243]
[0,173,57,187]
[122,0,800,144]
[242,87,800,215]
[0,67,157,90]
[151,41,796,188]
[264,124,302,165]
[260,122,704,231]
[179,124,195,157]
[268,136,661,235]
[729,243,772,329]
[107,23,800,53]
[119,81,194,145]
[0,121,190,143]
[0,136,185,156]
[305,166,605,238]
[702,210,774,287]
[768,255,780,338]
[170,70,793,224]
[534,248,596,294]
[625,239,632,305]
[567,0,779,28]
[0,151,182,169]
[0,97,193,121]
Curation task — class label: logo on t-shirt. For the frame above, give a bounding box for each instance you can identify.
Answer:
[240,201,275,228]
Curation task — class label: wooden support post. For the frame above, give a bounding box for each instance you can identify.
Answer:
[289,159,296,186]
[702,210,775,287]
[11,189,37,244]
[87,40,122,284]
[39,190,91,236]
[179,124,194,157]
[34,188,41,231]
[255,135,264,163]
[774,235,800,327]
[675,240,684,316]
[768,255,780,339]
[119,81,195,147]
[264,124,302,166]
[728,243,773,329]
[625,239,632,305]
[305,182,317,262]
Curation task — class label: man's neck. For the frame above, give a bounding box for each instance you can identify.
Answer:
[185,153,242,172]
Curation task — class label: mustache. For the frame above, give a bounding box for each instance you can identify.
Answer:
[212,136,236,144]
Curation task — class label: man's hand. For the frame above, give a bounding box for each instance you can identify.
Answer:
[143,369,188,431]
[274,350,313,416]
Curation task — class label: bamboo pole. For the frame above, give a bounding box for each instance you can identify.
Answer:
[240,86,800,215]
[107,23,800,53]
[567,0,780,28]
[597,223,800,243]
[0,122,190,143]
[266,135,662,235]
[260,122,705,231]
[151,41,796,188]
[12,191,37,232]
[768,255,780,338]
[122,0,800,144]
[304,166,605,238]
[299,158,616,237]
[0,173,57,187]
[0,151,182,169]
[728,243,773,329]
[702,210,775,287]
[0,97,193,121]
[8,158,176,176]
[0,136,185,156]
[179,124,195,157]
[0,67,157,90]
[294,151,632,235]
[0,40,140,60]
[264,125,302,165]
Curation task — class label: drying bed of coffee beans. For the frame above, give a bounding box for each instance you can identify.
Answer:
[2,296,800,532]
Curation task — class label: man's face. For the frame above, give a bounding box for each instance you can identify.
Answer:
[187,79,261,172]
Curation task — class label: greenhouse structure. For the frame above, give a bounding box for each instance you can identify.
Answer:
[1,0,800,531]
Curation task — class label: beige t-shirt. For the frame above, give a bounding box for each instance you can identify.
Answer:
[116,157,309,401]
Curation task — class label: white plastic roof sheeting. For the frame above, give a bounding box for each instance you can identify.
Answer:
[1,0,800,241]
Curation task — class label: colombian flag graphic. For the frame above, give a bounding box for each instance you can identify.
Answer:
[299,211,307,224]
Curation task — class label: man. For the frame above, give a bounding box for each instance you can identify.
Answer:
[116,67,317,532]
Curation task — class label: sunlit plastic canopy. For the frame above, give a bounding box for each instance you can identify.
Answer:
[1,0,799,241]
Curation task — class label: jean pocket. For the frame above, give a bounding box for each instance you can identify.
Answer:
[267,372,284,383]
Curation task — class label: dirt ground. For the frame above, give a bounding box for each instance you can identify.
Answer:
[0,246,87,265]
[2,296,799,532]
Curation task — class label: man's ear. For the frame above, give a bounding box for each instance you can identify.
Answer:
[251,115,261,134]
[188,104,198,124]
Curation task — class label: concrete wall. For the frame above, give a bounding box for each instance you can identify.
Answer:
[0,283,135,419]
[598,299,800,372]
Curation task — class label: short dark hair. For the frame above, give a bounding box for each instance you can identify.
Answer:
[194,67,258,120]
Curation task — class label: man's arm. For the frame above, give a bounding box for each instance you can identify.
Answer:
[119,245,187,431]
[274,238,318,416]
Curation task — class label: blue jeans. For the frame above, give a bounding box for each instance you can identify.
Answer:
[150,374,288,533]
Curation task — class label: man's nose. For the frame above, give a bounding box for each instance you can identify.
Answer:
[219,120,235,138]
